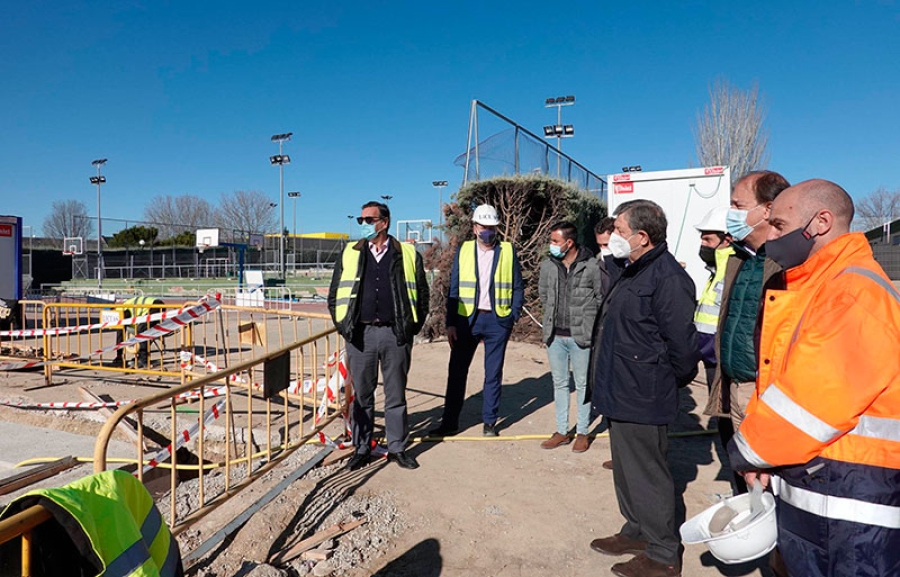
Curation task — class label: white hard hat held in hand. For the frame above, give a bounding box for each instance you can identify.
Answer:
[472,204,500,226]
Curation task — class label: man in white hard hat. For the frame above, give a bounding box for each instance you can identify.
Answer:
[431,204,524,437]
[693,206,733,389]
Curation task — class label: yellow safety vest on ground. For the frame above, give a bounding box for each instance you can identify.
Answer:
[1,469,181,576]
[457,240,514,318]
[694,246,734,334]
[333,241,419,324]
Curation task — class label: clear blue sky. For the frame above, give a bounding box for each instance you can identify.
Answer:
[2,1,898,238]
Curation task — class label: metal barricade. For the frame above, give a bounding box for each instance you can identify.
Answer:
[93,325,346,534]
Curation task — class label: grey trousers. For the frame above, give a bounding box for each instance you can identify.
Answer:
[346,325,412,454]
[609,419,680,565]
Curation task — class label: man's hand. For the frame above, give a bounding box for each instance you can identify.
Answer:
[742,470,772,489]
[446,326,457,349]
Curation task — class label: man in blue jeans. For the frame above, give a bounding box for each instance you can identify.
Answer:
[431,204,524,437]
[538,221,603,452]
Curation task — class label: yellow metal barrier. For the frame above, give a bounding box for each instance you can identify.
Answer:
[93,324,347,534]
[0,504,53,576]
[37,298,335,385]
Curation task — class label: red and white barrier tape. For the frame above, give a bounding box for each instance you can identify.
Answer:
[0,296,220,339]
[0,399,133,409]
[0,359,45,371]
[141,399,226,475]
[88,296,221,358]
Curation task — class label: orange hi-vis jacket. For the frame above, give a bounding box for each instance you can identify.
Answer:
[731,232,900,576]
[734,233,900,472]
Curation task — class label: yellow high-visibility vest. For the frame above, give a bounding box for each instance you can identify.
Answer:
[2,469,181,576]
[694,246,734,334]
[457,240,514,318]
[333,241,419,323]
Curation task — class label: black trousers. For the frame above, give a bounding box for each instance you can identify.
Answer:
[609,419,679,566]
[346,325,412,454]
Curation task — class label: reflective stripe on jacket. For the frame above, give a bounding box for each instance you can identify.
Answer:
[0,469,182,576]
[693,246,733,334]
[732,233,900,573]
[457,240,515,318]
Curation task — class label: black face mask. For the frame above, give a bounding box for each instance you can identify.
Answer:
[765,214,819,270]
[698,245,717,267]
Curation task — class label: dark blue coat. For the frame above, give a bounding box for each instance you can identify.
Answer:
[589,242,699,425]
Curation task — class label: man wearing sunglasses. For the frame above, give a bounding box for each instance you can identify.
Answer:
[431,204,524,437]
[328,201,430,471]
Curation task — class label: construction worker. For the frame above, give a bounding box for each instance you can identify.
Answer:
[704,170,790,495]
[431,204,524,437]
[692,206,733,389]
[327,201,430,471]
[538,221,602,453]
[114,296,165,369]
[729,179,900,577]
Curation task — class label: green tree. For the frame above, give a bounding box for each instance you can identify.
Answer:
[107,225,158,248]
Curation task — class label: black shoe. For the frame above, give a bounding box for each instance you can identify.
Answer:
[483,423,499,437]
[428,424,460,437]
[346,452,371,471]
[387,451,420,470]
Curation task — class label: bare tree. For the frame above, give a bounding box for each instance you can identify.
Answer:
[143,194,217,239]
[694,78,770,182]
[42,199,93,239]
[217,190,278,240]
[854,186,900,232]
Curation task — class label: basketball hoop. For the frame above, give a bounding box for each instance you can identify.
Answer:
[406,238,417,245]
[198,244,209,254]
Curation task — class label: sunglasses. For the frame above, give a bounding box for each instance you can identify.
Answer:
[356,216,383,225]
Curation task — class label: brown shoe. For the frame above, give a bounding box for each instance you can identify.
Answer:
[589,533,648,556]
[602,459,614,470]
[611,553,680,577]
[572,434,590,453]
[540,432,571,449]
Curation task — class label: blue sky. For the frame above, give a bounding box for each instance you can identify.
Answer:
[2,1,898,238]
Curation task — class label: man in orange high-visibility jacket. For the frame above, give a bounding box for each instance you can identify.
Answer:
[729,179,900,577]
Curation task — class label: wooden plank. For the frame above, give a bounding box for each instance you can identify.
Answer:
[0,457,78,496]
[270,518,366,565]
[78,387,145,451]
[300,549,332,561]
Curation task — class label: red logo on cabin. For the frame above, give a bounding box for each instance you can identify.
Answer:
[613,174,631,182]
[615,183,634,194]
[0,225,12,237]
[704,166,725,175]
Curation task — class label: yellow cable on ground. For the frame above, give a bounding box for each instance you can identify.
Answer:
[13,429,718,469]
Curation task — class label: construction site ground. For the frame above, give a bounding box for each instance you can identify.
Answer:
[0,339,773,577]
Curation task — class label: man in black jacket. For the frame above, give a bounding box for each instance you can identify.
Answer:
[588,200,699,577]
[327,201,430,471]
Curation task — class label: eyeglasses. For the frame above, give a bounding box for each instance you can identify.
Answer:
[356,216,383,225]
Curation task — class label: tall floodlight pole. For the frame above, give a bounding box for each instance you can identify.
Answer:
[432,181,448,239]
[270,132,292,279]
[543,95,575,178]
[287,191,300,263]
[90,158,108,288]
[381,195,393,204]
[346,215,355,242]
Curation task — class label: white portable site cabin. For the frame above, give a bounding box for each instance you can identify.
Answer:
[606,166,732,298]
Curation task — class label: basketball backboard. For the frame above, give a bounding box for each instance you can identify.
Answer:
[196,228,220,251]
[63,237,84,256]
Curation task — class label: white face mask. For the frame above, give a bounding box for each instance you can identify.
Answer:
[600,247,613,257]
[608,232,636,259]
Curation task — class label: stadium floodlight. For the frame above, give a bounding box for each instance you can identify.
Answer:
[432,180,448,235]
[270,132,292,279]
[381,195,393,204]
[543,95,576,178]
[90,158,108,288]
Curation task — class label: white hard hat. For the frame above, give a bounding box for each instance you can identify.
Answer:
[694,206,730,234]
[472,204,500,226]
[680,487,778,564]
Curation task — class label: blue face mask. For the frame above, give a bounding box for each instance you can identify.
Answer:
[549,243,567,259]
[477,229,497,245]
[359,222,378,240]
[726,206,763,242]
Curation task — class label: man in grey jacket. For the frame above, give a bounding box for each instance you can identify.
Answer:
[539,221,603,453]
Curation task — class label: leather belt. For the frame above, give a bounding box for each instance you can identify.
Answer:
[362,321,393,327]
